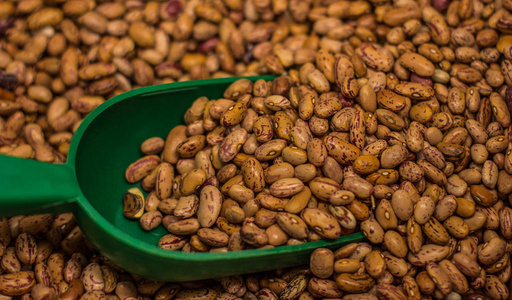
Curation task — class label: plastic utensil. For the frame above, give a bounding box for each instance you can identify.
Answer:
[0,76,365,281]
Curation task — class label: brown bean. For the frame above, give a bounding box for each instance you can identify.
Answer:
[391,190,414,221]
[335,273,374,293]
[310,248,334,279]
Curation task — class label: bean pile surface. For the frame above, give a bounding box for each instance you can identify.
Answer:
[1,0,512,299]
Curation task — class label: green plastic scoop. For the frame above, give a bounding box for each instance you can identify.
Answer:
[0,76,365,282]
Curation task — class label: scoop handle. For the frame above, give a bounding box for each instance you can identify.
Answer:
[0,155,79,217]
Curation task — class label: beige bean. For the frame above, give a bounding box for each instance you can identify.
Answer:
[376,284,408,300]
[197,186,223,228]
[255,139,287,161]
[400,53,435,77]
[125,155,161,183]
[384,230,408,258]
[264,95,290,111]
[47,253,64,284]
[155,163,174,200]
[407,218,423,254]
[331,108,356,132]
[240,221,268,247]
[464,210,487,232]
[438,260,469,294]
[265,224,288,246]
[451,252,480,277]
[382,251,408,277]
[158,234,187,251]
[426,262,452,295]
[228,185,254,203]
[259,193,288,212]
[0,271,36,296]
[197,228,229,247]
[15,233,36,265]
[484,275,509,300]
[276,212,309,239]
[324,135,361,165]
[478,238,506,266]
[490,93,511,128]
[307,69,330,93]
[434,195,457,221]
[443,216,469,239]
[141,137,165,155]
[308,277,343,298]
[499,207,512,240]
[241,158,265,192]
[225,205,246,224]
[418,160,447,185]
[445,174,467,197]
[1,247,20,273]
[357,84,377,113]
[270,178,304,198]
[329,190,356,206]
[174,195,199,219]
[422,146,447,169]
[80,263,104,292]
[407,244,450,266]
[218,129,248,162]
[290,126,312,150]
[360,216,384,244]
[355,43,394,72]
[482,160,499,189]
[306,138,328,167]
[380,145,408,169]
[375,199,398,230]
[167,218,201,236]
[329,205,357,230]
[140,211,162,231]
[301,208,341,239]
[309,177,341,201]
[295,164,317,183]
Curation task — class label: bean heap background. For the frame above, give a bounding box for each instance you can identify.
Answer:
[0,0,512,299]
